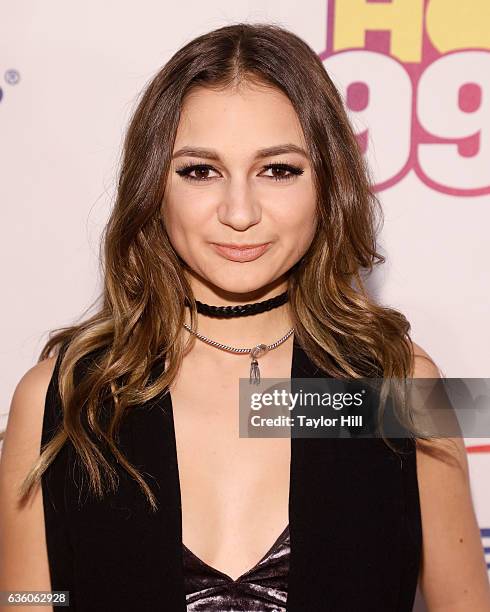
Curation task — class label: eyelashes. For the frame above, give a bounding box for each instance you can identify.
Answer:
[175,161,305,183]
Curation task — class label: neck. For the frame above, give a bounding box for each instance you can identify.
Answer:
[184,303,293,348]
[183,276,293,348]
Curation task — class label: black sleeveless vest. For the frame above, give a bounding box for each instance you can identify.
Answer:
[41,337,422,611]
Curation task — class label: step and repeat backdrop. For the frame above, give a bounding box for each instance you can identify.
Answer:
[1,0,489,606]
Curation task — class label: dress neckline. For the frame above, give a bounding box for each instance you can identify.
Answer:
[167,334,304,584]
[182,523,290,583]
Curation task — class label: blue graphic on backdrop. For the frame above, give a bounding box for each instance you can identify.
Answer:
[481,528,490,569]
[0,69,21,103]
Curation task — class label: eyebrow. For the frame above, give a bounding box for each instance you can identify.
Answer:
[171,143,309,161]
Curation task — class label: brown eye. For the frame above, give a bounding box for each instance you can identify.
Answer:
[270,167,289,179]
[175,163,219,182]
[193,167,211,179]
[262,163,304,182]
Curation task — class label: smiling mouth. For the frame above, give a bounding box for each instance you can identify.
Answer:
[210,242,272,262]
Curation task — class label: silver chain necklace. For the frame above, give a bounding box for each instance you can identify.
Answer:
[182,323,294,384]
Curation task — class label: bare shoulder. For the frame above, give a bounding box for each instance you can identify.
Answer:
[1,356,58,466]
[0,355,58,604]
[411,342,490,610]
[12,355,58,406]
[411,340,442,378]
[1,355,57,467]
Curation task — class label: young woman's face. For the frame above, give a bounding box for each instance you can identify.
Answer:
[162,81,318,296]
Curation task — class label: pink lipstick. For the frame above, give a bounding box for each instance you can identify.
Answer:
[211,242,272,262]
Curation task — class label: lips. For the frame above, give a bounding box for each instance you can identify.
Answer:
[211,242,272,262]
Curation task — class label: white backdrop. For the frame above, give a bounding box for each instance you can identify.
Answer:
[1,1,489,606]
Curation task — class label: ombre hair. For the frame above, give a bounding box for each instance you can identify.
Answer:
[14,22,438,511]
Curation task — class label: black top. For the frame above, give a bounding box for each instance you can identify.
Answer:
[41,336,422,611]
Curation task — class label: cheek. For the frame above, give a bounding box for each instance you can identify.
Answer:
[272,190,317,246]
[162,196,192,253]
[162,191,215,265]
[163,178,216,229]
[163,189,200,235]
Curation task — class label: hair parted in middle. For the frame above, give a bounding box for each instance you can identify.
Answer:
[19,22,433,512]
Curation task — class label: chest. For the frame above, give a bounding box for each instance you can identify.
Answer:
[168,346,293,579]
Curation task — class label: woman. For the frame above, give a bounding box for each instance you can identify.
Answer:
[1,22,489,612]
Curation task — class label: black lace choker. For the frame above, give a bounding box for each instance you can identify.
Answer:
[184,289,289,318]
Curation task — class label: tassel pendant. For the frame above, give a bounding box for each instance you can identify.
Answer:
[249,358,261,384]
[249,344,269,385]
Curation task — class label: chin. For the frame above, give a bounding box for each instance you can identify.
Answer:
[204,268,283,297]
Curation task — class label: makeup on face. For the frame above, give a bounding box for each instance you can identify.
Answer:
[210,242,272,262]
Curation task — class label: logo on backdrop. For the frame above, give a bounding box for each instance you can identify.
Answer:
[481,529,490,569]
[0,69,21,104]
[461,441,490,568]
[322,0,490,195]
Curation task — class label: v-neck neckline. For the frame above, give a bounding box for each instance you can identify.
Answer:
[164,333,305,584]
[182,522,290,583]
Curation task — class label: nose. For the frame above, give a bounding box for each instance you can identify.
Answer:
[217,178,262,231]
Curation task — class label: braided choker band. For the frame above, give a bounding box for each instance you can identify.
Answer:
[184,289,289,318]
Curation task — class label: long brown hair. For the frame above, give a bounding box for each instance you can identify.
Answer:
[15,22,437,511]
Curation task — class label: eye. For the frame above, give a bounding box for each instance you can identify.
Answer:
[175,163,220,182]
[261,162,304,182]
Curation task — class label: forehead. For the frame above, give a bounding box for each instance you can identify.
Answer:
[175,82,306,152]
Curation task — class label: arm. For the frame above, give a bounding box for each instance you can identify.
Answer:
[412,342,490,611]
[0,357,57,612]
